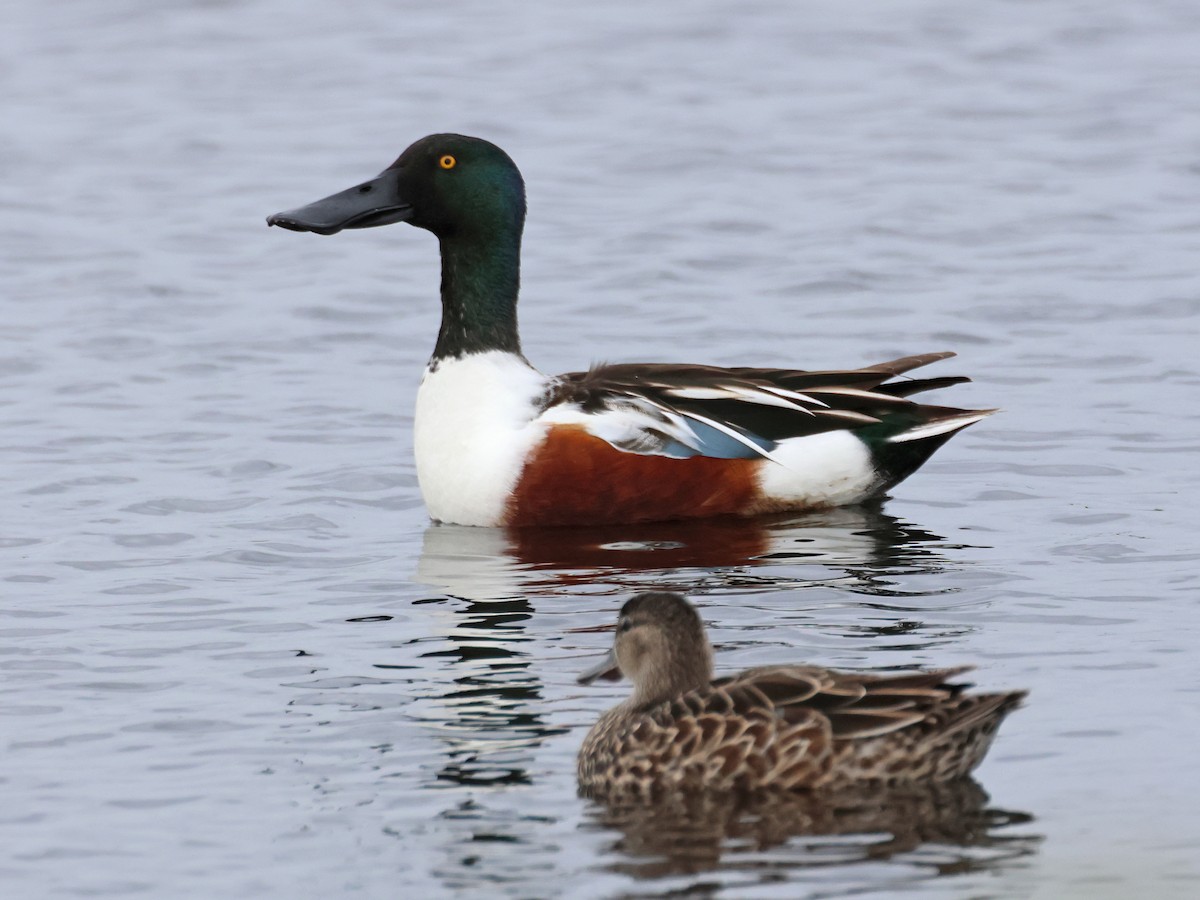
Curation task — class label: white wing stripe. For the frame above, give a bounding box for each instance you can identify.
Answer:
[888,412,992,443]
[759,385,828,408]
[663,383,820,413]
[805,386,897,401]
[660,386,739,400]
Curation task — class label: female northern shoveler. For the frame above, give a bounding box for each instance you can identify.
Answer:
[268,134,992,527]
[576,592,1024,797]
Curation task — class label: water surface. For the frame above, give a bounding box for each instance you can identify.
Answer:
[3,1,1200,897]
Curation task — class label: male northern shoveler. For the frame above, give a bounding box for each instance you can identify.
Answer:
[268,134,992,527]
[576,592,1025,797]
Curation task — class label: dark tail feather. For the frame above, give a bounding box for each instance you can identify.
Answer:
[871,410,994,491]
[867,352,957,376]
[878,375,972,398]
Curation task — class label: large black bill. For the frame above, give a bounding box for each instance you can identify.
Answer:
[267,168,412,235]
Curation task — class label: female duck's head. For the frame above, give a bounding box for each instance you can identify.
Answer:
[577,592,715,707]
[268,133,526,241]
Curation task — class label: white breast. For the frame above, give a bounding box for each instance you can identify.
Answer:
[413,351,551,526]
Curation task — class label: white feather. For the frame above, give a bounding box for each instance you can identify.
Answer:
[888,412,992,444]
[759,385,828,408]
[414,351,549,526]
[542,396,703,456]
[664,383,819,413]
[661,386,739,400]
[722,385,815,412]
[805,386,895,401]
[756,431,878,508]
[817,409,882,425]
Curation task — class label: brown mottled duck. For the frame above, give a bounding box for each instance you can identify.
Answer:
[576,592,1024,797]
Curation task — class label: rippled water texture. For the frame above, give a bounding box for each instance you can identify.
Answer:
[4,1,1200,897]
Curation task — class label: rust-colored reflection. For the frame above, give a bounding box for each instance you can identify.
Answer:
[507,504,949,573]
[506,514,773,570]
[415,504,963,600]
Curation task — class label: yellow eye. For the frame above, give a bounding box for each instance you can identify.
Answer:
[438,154,457,170]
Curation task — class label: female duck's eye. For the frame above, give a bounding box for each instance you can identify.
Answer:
[438,154,457,170]
[618,618,633,633]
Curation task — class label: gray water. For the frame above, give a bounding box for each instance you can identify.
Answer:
[4,1,1200,897]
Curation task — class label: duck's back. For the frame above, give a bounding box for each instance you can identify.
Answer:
[510,354,991,527]
[577,665,1025,797]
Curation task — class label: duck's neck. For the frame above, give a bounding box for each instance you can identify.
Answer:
[631,643,714,708]
[432,230,522,362]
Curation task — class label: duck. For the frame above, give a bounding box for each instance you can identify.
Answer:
[268,134,993,528]
[575,591,1025,797]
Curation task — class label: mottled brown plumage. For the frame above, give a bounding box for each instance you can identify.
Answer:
[577,592,1024,798]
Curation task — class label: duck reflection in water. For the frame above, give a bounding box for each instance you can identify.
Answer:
[575,593,1035,875]
[586,780,1036,879]
[416,504,968,601]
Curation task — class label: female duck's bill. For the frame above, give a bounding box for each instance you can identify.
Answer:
[577,647,621,685]
[268,135,993,529]
[574,621,623,685]
[575,592,1026,797]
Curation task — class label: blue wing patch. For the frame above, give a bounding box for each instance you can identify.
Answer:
[669,418,777,460]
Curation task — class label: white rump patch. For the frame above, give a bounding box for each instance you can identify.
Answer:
[756,431,877,509]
